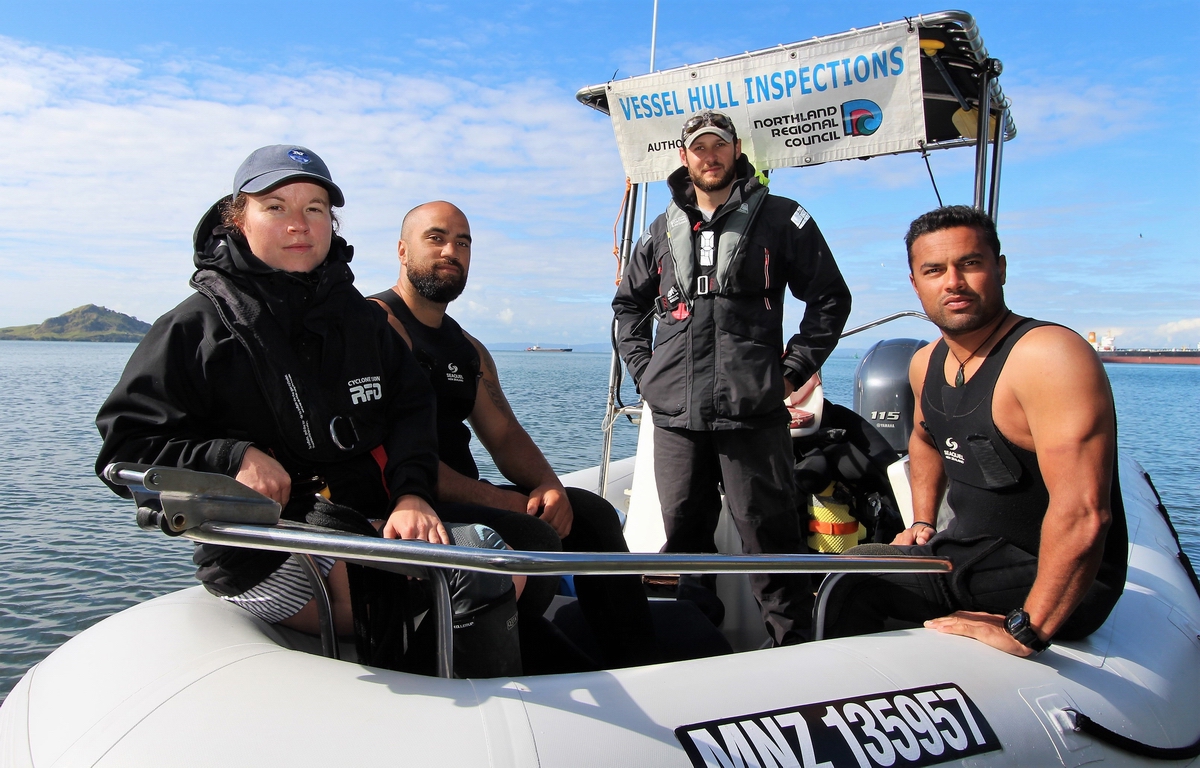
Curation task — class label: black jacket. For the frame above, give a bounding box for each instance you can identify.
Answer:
[95,200,439,594]
[612,157,852,430]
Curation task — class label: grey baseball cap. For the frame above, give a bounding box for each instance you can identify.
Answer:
[681,110,738,148]
[232,145,345,207]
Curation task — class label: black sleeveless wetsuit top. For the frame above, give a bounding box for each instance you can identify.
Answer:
[371,290,483,480]
[920,317,1127,584]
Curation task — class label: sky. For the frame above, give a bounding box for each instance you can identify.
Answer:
[0,0,1196,348]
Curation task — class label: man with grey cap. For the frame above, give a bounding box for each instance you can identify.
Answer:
[613,111,852,645]
[96,145,523,676]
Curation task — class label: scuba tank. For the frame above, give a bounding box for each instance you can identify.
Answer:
[807,482,867,553]
[792,402,907,548]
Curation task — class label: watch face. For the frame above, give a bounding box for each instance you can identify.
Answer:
[1005,609,1029,635]
[1005,609,1047,652]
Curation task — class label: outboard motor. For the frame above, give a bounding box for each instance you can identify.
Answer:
[854,338,928,453]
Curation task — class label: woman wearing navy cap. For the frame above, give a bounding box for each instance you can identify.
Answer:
[95,145,521,676]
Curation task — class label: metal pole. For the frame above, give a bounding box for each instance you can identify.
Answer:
[811,572,847,641]
[928,53,971,113]
[428,568,454,678]
[987,106,1007,223]
[839,310,930,339]
[598,183,640,497]
[189,522,953,578]
[648,0,659,72]
[292,553,339,660]
[597,330,622,498]
[636,0,658,235]
[972,60,994,211]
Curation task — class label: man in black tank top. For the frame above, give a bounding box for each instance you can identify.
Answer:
[370,201,658,669]
[827,206,1126,655]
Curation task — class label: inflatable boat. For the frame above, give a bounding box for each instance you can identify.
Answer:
[3,10,1198,768]
[2,449,1197,767]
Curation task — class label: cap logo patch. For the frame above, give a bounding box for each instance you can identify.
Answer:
[287,149,312,164]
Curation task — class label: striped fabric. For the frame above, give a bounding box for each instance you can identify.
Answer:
[222,555,336,624]
[220,522,508,624]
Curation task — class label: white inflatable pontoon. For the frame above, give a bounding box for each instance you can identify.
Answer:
[2,454,1197,767]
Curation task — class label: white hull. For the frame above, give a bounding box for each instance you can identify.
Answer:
[2,452,1198,767]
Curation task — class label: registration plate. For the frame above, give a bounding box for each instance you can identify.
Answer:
[675,683,1001,767]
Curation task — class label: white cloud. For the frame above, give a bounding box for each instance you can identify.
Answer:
[0,35,625,334]
[1158,318,1200,336]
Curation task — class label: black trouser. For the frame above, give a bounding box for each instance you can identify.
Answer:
[823,534,1121,641]
[653,424,810,645]
[437,488,658,667]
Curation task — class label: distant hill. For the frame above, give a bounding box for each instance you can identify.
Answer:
[0,305,151,343]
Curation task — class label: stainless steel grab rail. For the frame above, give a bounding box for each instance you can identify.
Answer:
[108,463,951,676]
[184,521,950,676]
[186,521,949,577]
[839,311,930,339]
[291,553,339,660]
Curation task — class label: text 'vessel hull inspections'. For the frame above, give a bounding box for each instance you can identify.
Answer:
[606,20,925,183]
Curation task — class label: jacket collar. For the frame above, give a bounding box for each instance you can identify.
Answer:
[666,154,761,222]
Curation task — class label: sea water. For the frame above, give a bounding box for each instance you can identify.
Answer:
[1,340,1197,701]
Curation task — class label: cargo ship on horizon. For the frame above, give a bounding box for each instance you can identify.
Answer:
[1088,332,1200,365]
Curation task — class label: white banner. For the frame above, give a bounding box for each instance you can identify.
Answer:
[605,21,926,183]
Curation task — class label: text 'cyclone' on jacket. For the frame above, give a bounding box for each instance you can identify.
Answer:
[612,155,852,431]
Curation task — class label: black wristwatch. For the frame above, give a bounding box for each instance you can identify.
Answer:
[1004,609,1050,655]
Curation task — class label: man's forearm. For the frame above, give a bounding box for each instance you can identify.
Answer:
[907,434,944,526]
[1023,500,1110,639]
[489,427,561,492]
[436,462,527,512]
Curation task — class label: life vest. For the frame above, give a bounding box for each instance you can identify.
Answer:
[662,185,769,310]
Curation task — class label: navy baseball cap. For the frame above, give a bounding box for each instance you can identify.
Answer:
[233,145,345,207]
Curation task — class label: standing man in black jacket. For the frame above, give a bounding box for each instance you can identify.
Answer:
[612,111,852,645]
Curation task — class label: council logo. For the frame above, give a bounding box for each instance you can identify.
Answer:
[841,99,883,137]
[287,148,312,164]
